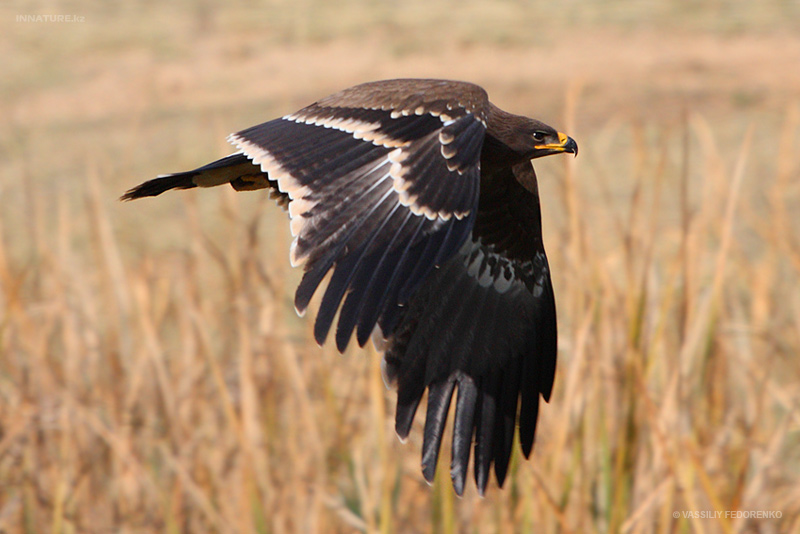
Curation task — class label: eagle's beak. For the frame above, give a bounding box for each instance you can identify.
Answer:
[535,132,578,157]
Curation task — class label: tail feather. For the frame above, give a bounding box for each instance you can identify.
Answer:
[120,153,268,201]
[120,172,198,201]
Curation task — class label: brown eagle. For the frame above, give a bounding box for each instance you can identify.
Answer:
[122,79,577,495]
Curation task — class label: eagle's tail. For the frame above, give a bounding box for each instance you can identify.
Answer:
[120,153,261,201]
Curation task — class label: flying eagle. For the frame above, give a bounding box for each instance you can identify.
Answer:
[122,79,577,495]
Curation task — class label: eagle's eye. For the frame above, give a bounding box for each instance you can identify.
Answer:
[532,131,546,142]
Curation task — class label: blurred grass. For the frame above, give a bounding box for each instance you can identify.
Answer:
[2,1,800,533]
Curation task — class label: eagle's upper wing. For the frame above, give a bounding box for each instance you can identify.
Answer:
[381,162,557,495]
[228,79,490,351]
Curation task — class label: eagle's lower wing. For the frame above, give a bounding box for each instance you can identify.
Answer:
[380,162,557,495]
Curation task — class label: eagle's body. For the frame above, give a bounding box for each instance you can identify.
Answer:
[123,79,577,495]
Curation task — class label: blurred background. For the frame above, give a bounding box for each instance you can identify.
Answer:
[2,1,799,532]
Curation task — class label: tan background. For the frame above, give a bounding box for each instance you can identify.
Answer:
[2,1,799,532]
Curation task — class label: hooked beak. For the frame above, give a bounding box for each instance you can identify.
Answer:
[535,132,578,157]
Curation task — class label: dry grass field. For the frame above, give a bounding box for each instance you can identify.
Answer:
[2,1,800,533]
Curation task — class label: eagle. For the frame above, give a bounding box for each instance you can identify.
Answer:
[122,79,577,495]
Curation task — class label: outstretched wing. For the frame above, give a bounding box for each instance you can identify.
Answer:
[380,162,557,495]
[228,79,489,351]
